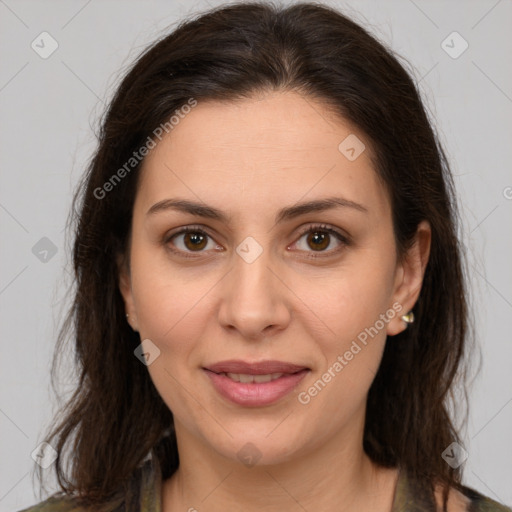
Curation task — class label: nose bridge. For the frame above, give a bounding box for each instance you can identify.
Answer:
[234,236,272,293]
[217,235,290,337]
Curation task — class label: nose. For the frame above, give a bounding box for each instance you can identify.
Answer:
[217,241,291,340]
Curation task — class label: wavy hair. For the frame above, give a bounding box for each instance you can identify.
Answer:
[38,2,471,510]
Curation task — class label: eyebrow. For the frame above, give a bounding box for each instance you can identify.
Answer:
[146,196,368,224]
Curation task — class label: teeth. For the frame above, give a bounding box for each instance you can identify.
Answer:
[222,372,284,383]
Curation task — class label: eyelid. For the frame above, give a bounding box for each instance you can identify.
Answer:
[164,224,213,242]
[289,223,350,258]
[164,223,350,258]
[163,224,220,258]
[293,223,350,244]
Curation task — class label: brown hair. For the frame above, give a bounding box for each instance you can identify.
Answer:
[38,2,472,510]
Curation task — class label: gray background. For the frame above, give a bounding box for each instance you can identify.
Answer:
[1,0,511,510]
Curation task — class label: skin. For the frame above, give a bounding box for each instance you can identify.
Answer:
[119,90,433,511]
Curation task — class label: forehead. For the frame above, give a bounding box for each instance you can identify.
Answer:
[136,91,389,220]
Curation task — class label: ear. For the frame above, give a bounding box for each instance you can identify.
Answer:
[117,253,139,332]
[386,220,431,336]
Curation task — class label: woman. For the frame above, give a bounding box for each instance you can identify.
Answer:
[19,2,511,511]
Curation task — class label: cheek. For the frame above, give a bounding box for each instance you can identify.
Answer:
[129,253,217,419]
[294,257,397,346]
[292,265,395,430]
[130,235,200,322]
[290,253,397,406]
[127,245,215,385]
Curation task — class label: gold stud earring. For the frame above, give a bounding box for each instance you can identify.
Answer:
[401,311,415,324]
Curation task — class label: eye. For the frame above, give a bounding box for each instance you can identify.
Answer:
[291,224,349,257]
[164,223,350,259]
[165,226,221,257]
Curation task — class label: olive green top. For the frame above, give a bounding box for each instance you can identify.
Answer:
[17,456,512,512]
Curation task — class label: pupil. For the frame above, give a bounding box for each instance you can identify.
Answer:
[308,231,329,251]
[186,232,206,250]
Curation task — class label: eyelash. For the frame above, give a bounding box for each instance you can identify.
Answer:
[293,224,350,259]
[164,223,350,260]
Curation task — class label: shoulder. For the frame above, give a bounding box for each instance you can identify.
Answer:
[16,456,160,512]
[16,495,88,512]
[395,467,511,512]
[434,483,512,512]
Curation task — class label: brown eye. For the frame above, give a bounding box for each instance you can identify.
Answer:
[166,227,218,254]
[292,224,349,257]
[306,231,330,251]
[183,231,207,251]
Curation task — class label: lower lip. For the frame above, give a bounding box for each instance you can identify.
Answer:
[203,369,309,407]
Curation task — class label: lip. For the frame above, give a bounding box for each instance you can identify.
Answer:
[202,360,310,407]
[204,359,309,375]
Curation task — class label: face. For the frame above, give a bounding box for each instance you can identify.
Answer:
[119,90,430,466]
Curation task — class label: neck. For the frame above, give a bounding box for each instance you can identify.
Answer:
[162,415,398,512]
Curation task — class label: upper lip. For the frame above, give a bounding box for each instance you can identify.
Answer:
[203,360,309,375]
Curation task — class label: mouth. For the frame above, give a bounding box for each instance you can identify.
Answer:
[211,371,289,383]
[202,360,310,407]
[203,359,309,375]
